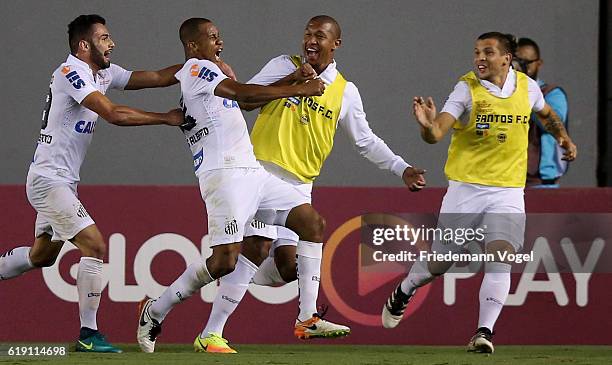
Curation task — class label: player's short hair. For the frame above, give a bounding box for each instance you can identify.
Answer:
[179,18,212,45]
[517,37,541,59]
[68,14,106,55]
[477,32,517,55]
[308,15,341,39]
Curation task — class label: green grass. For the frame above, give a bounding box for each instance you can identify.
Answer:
[0,344,610,365]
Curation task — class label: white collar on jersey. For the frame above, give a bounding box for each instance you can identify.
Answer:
[317,59,338,85]
[66,54,96,78]
[477,66,517,97]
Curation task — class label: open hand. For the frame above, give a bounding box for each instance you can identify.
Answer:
[412,96,436,129]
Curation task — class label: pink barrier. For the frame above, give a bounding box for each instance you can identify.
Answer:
[1,186,611,344]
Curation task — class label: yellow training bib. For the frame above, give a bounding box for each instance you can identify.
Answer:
[251,56,347,183]
[444,71,532,187]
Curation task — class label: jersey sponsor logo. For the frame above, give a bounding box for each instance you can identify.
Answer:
[475,114,530,125]
[193,148,204,171]
[38,133,53,144]
[222,98,239,109]
[65,70,86,89]
[301,97,333,120]
[287,97,301,105]
[75,120,97,134]
[188,127,209,146]
[189,64,218,82]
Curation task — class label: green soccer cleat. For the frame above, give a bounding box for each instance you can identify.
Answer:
[75,332,122,353]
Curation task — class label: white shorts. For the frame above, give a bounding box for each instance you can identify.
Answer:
[26,171,95,242]
[243,163,313,251]
[432,180,525,253]
[199,167,310,246]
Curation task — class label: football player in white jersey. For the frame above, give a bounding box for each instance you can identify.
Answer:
[136,17,330,353]
[197,15,427,353]
[0,14,184,353]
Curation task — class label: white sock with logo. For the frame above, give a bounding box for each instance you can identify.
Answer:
[149,261,213,323]
[297,240,322,322]
[77,257,103,330]
[252,256,286,286]
[478,262,511,331]
[400,261,435,295]
[0,247,35,280]
[202,255,258,337]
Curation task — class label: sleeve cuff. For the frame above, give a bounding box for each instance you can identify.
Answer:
[392,160,411,177]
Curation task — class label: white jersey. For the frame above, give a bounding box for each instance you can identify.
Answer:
[29,54,132,183]
[175,59,259,175]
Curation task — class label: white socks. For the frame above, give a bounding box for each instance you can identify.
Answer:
[478,262,511,331]
[149,261,213,322]
[252,256,285,286]
[296,240,322,321]
[77,257,103,330]
[0,247,35,280]
[202,255,258,337]
[400,261,435,295]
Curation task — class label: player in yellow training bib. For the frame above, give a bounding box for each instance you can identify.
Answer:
[382,32,576,354]
[196,15,427,352]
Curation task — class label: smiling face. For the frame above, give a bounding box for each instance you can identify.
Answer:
[186,22,223,62]
[473,38,511,82]
[302,18,341,74]
[87,23,114,70]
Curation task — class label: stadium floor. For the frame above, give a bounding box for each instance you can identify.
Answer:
[0,344,610,364]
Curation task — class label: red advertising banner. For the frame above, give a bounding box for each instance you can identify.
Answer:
[1,186,611,345]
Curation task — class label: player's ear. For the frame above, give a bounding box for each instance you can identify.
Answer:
[333,38,342,50]
[187,41,197,54]
[503,53,511,67]
[79,40,89,52]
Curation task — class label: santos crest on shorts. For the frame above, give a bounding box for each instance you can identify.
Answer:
[30,54,132,183]
[175,59,260,175]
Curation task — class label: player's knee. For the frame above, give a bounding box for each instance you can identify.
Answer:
[302,214,326,242]
[74,229,106,259]
[83,240,106,260]
[242,238,272,266]
[208,250,240,277]
[216,256,237,277]
[277,261,297,283]
[29,252,57,268]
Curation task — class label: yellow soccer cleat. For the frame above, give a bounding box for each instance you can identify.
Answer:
[193,332,237,354]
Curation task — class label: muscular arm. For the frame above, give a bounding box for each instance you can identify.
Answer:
[419,112,456,144]
[238,74,298,111]
[239,63,318,111]
[215,77,323,104]
[535,103,577,160]
[124,64,182,90]
[81,91,182,126]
